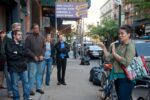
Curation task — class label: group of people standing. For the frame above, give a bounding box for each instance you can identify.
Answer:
[0,23,70,100]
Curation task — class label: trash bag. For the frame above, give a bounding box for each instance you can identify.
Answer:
[80,56,90,65]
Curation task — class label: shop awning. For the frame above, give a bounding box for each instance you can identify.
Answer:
[132,18,150,29]
[0,0,16,5]
[41,0,55,7]
[41,0,91,8]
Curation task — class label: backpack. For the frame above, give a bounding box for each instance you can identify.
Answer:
[80,56,90,65]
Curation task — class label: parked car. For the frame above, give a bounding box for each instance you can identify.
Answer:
[134,39,150,71]
[86,45,103,58]
[131,39,150,100]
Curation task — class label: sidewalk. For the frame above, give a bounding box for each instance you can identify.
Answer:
[0,58,101,100]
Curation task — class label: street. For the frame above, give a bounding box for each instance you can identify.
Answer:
[43,58,100,100]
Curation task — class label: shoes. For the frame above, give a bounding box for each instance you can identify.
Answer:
[30,91,35,96]
[46,83,50,86]
[0,86,7,89]
[36,89,44,94]
[57,82,61,85]
[61,82,67,85]
[8,91,13,98]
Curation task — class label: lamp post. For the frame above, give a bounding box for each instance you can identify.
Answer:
[119,4,121,27]
[114,0,122,27]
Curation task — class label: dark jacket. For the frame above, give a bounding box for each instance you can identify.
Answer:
[25,33,45,62]
[5,39,27,72]
[0,36,8,60]
[50,42,55,58]
[55,41,70,59]
[0,36,9,71]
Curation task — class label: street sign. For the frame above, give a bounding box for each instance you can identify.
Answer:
[114,0,122,5]
[56,2,88,18]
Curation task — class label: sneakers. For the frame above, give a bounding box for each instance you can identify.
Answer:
[57,81,67,85]
[46,83,50,86]
[30,91,35,96]
[0,86,7,89]
[28,97,33,100]
[36,89,44,94]
[57,82,61,85]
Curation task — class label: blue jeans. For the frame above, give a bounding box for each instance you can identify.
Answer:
[4,64,12,92]
[114,78,134,100]
[10,71,30,100]
[28,61,43,91]
[43,58,52,85]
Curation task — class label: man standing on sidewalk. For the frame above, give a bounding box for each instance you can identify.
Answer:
[7,23,21,39]
[4,22,22,97]
[55,35,70,85]
[25,24,45,95]
[5,30,30,100]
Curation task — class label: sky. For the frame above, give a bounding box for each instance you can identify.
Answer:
[84,0,106,26]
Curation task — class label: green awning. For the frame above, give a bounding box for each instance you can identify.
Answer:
[0,0,16,5]
[41,0,91,8]
[41,0,55,7]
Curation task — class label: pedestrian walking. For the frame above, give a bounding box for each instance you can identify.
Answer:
[25,24,45,95]
[99,25,135,100]
[42,34,55,86]
[5,30,30,100]
[73,41,77,59]
[55,34,70,85]
[0,29,13,97]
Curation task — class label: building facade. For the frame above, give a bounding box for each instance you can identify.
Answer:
[0,0,43,34]
[123,1,150,36]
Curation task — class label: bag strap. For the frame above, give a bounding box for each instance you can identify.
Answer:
[141,56,149,74]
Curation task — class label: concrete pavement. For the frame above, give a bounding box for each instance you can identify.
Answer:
[0,58,101,100]
[42,58,100,100]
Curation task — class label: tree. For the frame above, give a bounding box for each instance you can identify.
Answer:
[88,17,118,44]
[125,0,150,18]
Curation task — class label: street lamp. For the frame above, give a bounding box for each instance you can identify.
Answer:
[119,4,121,27]
[114,0,122,27]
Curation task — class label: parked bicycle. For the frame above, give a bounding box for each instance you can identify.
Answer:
[99,63,118,100]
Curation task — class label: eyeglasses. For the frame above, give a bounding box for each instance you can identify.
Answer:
[118,32,127,36]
